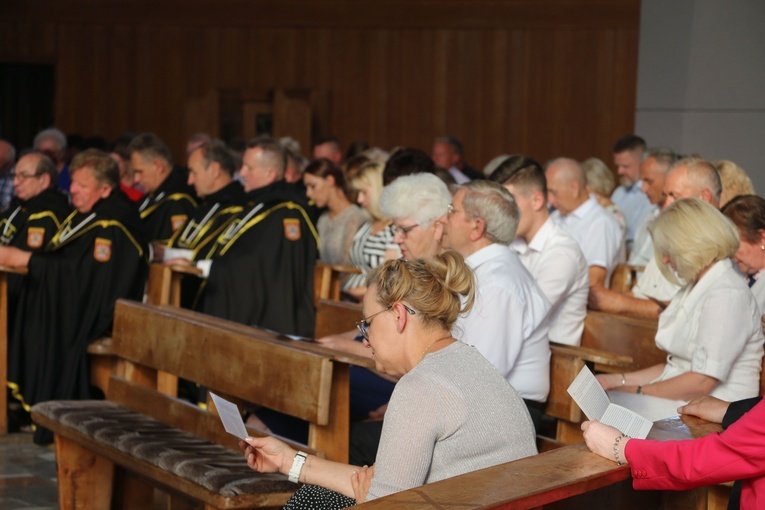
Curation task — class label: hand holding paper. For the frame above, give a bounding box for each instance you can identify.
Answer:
[210,392,248,439]
[567,366,653,439]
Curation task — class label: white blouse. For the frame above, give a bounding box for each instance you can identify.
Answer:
[653,259,764,402]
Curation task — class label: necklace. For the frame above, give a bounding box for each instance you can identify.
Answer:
[419,335,454,363]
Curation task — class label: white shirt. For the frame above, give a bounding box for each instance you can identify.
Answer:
[653,259,764,402]
[632,255,681,302]
[511,219,589,346]
[456,244,552,402]
[611,181,653,245]
[627,206,659,267]
[551,196,625,285]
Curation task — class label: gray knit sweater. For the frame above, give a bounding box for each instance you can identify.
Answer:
[367,341,537,500]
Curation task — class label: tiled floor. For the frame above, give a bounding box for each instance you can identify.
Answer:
[0,433,58,510]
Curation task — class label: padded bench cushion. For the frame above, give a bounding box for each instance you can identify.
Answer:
[33,400,296,497]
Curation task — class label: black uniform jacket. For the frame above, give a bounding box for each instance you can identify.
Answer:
[8,190,148,444]
[0,188,72,309]
[167,180,245,308]
[167,180,245,251]
[137,168,197,243]
[195,180,318,338]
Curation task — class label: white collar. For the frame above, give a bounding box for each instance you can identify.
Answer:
[465,243,510,269]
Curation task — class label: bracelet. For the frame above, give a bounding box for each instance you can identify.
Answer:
[636,385,643,394]
[613,434,629,465]
[288,451,308,483]
[620,373,627,386]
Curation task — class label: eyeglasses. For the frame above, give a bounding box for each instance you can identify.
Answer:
[391,223,419,238]
[10,171,41,181]
[355,304,416,340]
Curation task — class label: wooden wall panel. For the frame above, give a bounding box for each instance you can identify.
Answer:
[2,0,640,170]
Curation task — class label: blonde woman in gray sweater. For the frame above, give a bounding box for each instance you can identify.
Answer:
[241,251,537,508]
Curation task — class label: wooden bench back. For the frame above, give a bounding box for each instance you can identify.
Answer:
[546,311,661,443]
[112,299,334,426]
[315,299,363,338]
[581,310,663,370]
[313,262,361,306]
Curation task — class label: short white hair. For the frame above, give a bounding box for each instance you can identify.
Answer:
[380,173,451,226]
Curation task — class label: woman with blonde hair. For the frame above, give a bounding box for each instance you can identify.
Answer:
[241,252,537,507]
[715,160,754,207]
[582,157,627,235]
[597,198,764,421]
[343,162,400,298]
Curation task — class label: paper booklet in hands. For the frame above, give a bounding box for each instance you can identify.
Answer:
[567,366,653,439]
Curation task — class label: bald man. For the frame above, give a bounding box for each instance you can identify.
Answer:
[546,157,624,289]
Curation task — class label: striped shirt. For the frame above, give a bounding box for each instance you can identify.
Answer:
[344,221,399,290]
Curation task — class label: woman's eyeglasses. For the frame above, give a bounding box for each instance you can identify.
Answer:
[355,304,416,340]
[390,223,419,238]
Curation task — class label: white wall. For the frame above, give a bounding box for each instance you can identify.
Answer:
[636,0,765,193]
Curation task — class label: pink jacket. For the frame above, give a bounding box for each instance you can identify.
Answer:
[626,399,765,508]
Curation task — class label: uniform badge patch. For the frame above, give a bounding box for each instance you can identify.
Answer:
[283,218,301,241]
[27,227,45,249]
[94,238,112,262]
[171,215,188,232]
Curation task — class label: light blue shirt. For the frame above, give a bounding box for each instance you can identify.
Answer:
[611,181,653,245]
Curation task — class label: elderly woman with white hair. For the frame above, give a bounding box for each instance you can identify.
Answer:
[379,172,452,260]
[316,172,452,353]
[598,198,764,421]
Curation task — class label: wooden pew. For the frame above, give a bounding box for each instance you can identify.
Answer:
[582,310,662,369]
[32,300,373,509]
[545,311,662,443]
[0,265,27,434]
[315,298,363,338]
[357,415,724,509]
[610,263,645,293]
[314,262,362,306]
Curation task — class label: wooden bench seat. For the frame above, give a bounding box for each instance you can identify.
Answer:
[34,394,296,508]
[31,299,371,509]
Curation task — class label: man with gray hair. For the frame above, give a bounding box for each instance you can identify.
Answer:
[33,127,70,192]
[0,139,16,210]
[0,152,70,315]
[188,137,318,338]
[442,180,551,426]
[128,132,198,245]
[627,147,678,267]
